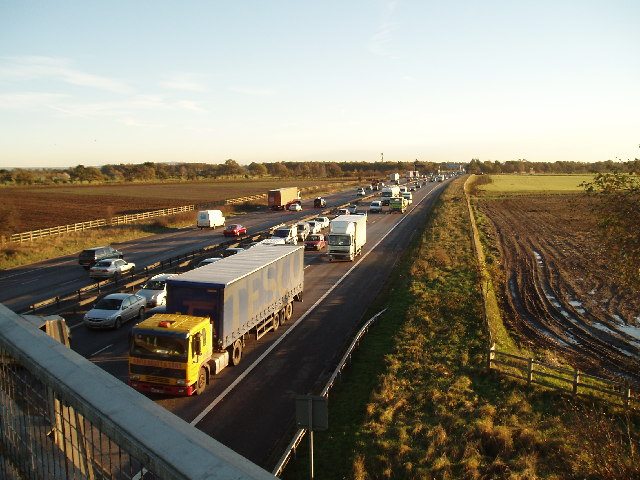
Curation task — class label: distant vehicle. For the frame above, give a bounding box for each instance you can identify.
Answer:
[409,185,416,192]
[313,217,330,229]
[389,173,400,183]
[296,222,311,242]
[197,210,225,229]
[401,191,413,205]
[253,238,286,246]
[347,204,358,214]
[84,293,146,329]
[288,202,302,211]
[381,185,400,206]
[389,196,408,213]
[268,187,300,210]
[196,257,223,268]
[337,208,350,216]
[369,200,382,213]
[223,247,246,257]
[135,273,176,307]
[306,220,321,234]
[314,197,326,208]
[356,188,366,196]
[305,234,327,251]
[271,225,298,244]
[79,246,123,269]
[223,224,247,237]
[89,258,135,279]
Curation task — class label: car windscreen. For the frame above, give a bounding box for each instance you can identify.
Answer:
[94,298,122,310]
[141,280,165,290]
[307,235,321,241]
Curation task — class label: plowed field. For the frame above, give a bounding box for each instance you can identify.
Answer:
[477,195,640,384]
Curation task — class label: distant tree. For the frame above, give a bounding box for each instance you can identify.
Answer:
[220,159,244,177]
[271,162,291,178]
[326,162,343,177]
[14,169,36,184]
[247,162,268,177]
[583,172,640,292]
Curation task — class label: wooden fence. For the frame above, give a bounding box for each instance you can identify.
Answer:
[488,346,637,410]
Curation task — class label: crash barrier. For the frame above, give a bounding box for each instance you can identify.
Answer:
[3,206,195,244]
[0,305,275,480]
[22,232,269,316]
[272,308,387,477]
[488,346,639,410]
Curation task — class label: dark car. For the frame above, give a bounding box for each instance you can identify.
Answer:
[78,246,123,269]
[314,197,326,208]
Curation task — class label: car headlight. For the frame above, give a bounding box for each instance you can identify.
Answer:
[176,379,187,386]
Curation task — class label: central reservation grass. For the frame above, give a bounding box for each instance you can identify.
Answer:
[282,177,639,479]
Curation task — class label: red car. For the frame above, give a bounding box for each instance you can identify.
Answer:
[223,224,247,237]
[304,234,327,251]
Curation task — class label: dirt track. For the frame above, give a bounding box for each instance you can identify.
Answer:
[477,194,640,385]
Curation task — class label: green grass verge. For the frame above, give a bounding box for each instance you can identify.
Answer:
[282,178,640,479]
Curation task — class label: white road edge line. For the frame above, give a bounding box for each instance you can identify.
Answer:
[191,189,437,426]
[90,344,113,358]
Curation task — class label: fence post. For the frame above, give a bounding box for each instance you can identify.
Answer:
[487,343,495,370]
[527,358,534,387]
[572,369,580,396]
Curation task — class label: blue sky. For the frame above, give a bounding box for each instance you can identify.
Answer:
[1,0,639,168]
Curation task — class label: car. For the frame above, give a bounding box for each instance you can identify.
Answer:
[337,208,350,216]
[223,247,246,257]
[78,246,123,269]
[88,258,135,279]
[135,273,175,307]
[288,202,302,211]
[223,224,247,236]
[409,185,416,192]
[347,204,358,214]
[313,197,326,208]
[357,188,366,196]
[83,293,146,329]
[306,220,321,234]
[313,217,330,229]
[196,257,223,268]
[304,234,327,251]
[369,200,383,213]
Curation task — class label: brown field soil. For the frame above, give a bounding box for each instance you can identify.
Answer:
[476,194,640,384]
[0,179,349,234]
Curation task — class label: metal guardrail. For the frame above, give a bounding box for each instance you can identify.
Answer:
[0,304,276,480]
[272,308,387,477]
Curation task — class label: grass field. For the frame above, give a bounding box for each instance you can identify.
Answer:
[477,174,594,194]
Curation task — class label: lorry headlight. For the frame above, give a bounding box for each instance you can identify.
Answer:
[176,379,187,386]
[131,375,140,381]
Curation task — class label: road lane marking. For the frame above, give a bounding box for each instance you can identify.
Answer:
[90,344,113,357]
[190,190,435,426]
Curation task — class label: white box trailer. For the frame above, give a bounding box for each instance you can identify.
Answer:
[328,214,367,261]
[197,210,226,229]
[166,245,304,352]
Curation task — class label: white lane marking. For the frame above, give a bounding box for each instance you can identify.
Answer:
[90,344,113,357]
[191,191,434,426]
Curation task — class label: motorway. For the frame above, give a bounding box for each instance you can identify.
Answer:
[1,179,448,470]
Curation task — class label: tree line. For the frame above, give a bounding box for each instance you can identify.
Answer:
[1,158,639,185]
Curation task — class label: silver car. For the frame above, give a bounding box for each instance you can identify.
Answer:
[89,258,135,279]
[135,273,175,307]
[84,293,146,329]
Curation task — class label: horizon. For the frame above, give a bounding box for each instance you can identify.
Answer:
[2,1,639,168]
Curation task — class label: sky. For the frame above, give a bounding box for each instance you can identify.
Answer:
[1,1,639,169]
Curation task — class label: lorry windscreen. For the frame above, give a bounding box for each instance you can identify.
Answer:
[381,191,393,197]
[328,234,351,246]
[130,334,188,362]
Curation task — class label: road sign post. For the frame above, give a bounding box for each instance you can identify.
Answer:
[295,395,328,480]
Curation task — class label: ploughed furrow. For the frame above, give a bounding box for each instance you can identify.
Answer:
[477,195,640,386]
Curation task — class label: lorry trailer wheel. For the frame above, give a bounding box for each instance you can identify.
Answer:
[284,302,293,321]
[195,367,207,395]
[230,340,243,366]
[272,311,280,331]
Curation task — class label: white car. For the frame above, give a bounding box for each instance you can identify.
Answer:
[288,202,302,211]
[313,217,330,229]
[89,258,135,279]
[306,221,321,234]
[357,188,366,196]
[196,257,223,268]
[135,273,175,307]
[84,293,146,329]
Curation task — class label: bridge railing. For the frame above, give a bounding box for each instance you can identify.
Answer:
[0,304,275,480]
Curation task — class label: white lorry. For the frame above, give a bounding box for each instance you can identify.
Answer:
[389,173,400,183]
[197,210,226,229]
[327,214,367,262]
[381,185,401,206]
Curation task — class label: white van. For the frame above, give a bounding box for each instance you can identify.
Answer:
[197,210,225,229]
[401,192,413,205]
[271,225,298,244]
[296,222,310,242]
